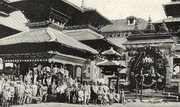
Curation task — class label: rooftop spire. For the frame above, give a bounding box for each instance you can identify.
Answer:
[159,20,169,33]
[144,16,156,33]
[81,0,85,8]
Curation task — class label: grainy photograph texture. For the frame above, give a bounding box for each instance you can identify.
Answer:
[0,0,180,107]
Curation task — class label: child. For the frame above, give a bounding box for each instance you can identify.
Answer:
[78,87,84,104]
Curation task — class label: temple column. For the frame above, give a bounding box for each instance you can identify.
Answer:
[17,63,21,76]
[165,49,173,85]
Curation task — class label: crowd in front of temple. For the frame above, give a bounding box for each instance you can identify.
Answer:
[0,64,126,107]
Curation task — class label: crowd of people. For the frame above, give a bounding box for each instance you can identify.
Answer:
[0,64,126,107]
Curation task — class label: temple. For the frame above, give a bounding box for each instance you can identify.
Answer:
[1,0,180,101]
[7,0,112,28]
[154,0,180,84]
[0,0,119,83]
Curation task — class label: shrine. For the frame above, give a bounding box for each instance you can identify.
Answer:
[97,48,126,93]
[0,24,98,79]
[124,17,175,91]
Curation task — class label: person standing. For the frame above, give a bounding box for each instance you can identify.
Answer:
[37,81,43,102]
[84,82,91,105]
[42,85,48,102]
[16,81,25,105]
[52,65,59,82]
[9,82,15,106]
[51,81,57,94]
[120,89,125,104]
[91,82,98,104]
[64,66,69,81]
[31,82,38,98]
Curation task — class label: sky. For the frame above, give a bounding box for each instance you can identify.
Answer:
[67,0,171,22]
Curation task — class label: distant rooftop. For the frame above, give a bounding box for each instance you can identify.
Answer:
[101,17,148,33]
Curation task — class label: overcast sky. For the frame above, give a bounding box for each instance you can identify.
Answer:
[68,0,171,21]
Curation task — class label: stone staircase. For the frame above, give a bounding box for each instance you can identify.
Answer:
[124,89,179,102]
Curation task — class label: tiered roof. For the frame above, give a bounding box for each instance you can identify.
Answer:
[7,0,111,27]
[0,26,98,54]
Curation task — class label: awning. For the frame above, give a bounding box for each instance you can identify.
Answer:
[0,26,98,54]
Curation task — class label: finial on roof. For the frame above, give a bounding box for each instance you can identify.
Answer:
[81,0,85,8]
[144,16,156,33]
[159,20,169,33]
[148,15,151,22]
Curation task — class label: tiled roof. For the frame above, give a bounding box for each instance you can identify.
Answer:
[96,60,120,66]
[0,27,98,54]
[0,11,29,32]
[96,60,126,68]
[106,37,127,49]
[101,18,148,32]
[63,29,104,41]
[154,17,180,23]
[163,1,180,6]
[101,47,121,56]
[83,7,112,24]
[124,38,174,45]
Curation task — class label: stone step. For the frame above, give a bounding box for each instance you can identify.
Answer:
[125,95,178,102]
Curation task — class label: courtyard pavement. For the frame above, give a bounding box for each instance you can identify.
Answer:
[11,102,180,107]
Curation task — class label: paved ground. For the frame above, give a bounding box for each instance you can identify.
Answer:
[11,102,180,107]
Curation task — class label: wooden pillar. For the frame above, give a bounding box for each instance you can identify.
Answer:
[73,65,77,79]
[17,63,21,76]
[50,61,53,83]
[116,77,119,93]
[166,53,173,85]
[108,78,111,88]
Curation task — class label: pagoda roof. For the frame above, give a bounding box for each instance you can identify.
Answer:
[101,47,121,56]
[0,10,29,32]
[106,37,127,50]
[163,1,180,6]
[0,26,98,54]
[154,17,180,23]
[7,0,111,26]
[82,7,112,24]
[7,0,84,12]
[101,18,148,33]
[163,1,180,17]
[96,60,120,66]
[63,28,104,41]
